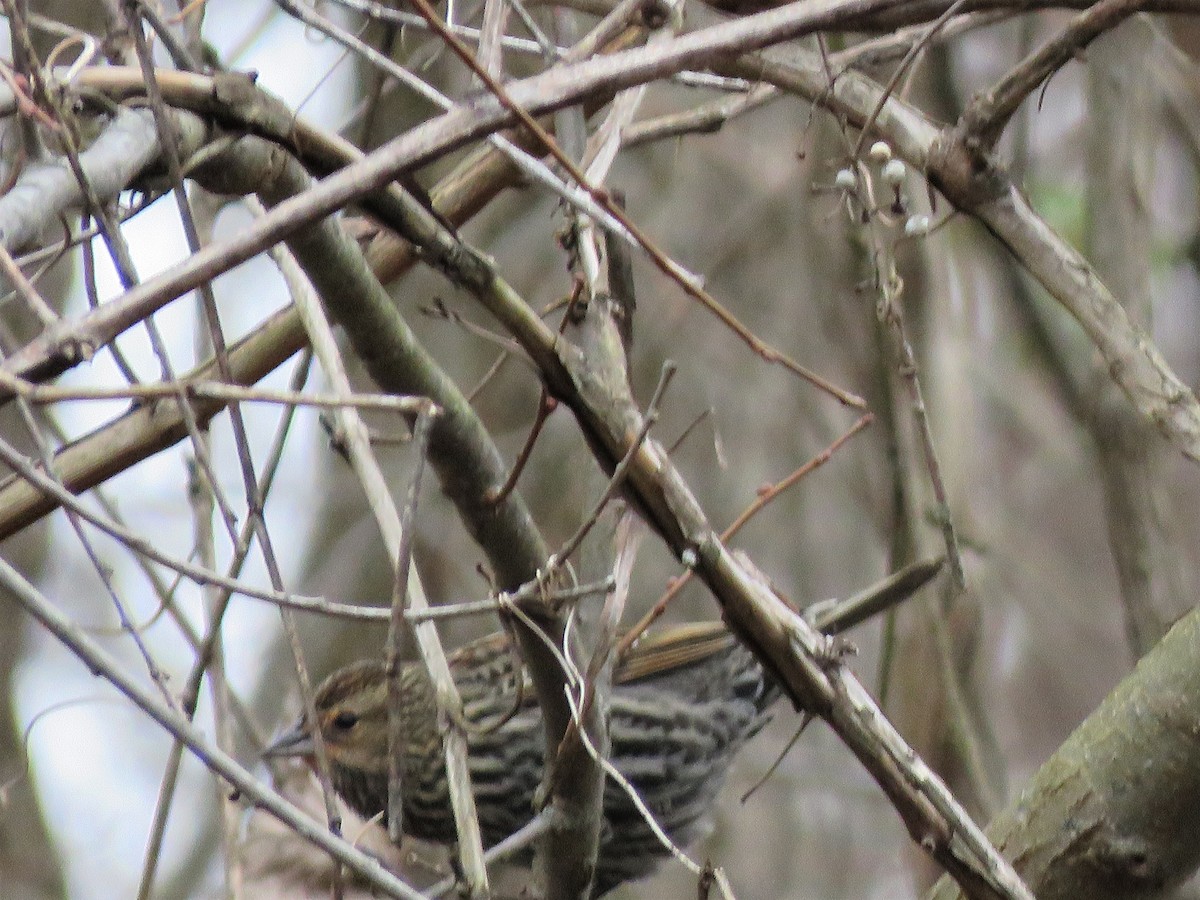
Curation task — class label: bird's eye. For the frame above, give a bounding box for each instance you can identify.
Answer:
[332,711,359,731]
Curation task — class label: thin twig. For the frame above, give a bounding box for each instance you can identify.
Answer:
[0,242,59,326]
[739,715,813,803]
[850,0,971,161]
[0,347,176,712]
[274,0,641,247]
[803,556,945,634]
[386,407,435,842]
[0,431,383,617]
[137,352,316,900]
[547,362,675,573]
[865,207,966,595]
[619,412,873,654]
[0,374,428,413]
[622,83,779,148]
[406,577,615,623]
[426,812,553,898]
[486,388,557,505]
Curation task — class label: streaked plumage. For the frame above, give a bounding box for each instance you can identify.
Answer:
[267,623,778,895]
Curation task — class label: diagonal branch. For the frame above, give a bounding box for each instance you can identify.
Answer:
[926,608,1200,900]
[959,0,1153,149]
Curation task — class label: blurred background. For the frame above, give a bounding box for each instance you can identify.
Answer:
[2,2,1200,898]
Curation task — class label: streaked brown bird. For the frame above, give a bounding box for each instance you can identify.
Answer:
[266,622,779,896]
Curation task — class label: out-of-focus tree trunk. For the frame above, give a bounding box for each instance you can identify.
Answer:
[0,532,67,900]
[1085,22,1183,659]
[0,248,71,900]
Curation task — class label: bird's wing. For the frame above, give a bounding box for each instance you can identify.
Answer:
[615,622,735,685]
[447,630,524,693]
[446,622,740,688]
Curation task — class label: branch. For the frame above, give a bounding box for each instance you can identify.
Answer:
[927,608,1200,900]
[959,0,1153,149]
[0,106,205,253]
[270,215,490,894]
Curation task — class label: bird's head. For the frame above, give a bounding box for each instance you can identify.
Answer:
[264,661,393,775]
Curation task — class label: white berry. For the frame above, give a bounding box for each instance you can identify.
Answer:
[882,159,906,186]
[904,214,930,236]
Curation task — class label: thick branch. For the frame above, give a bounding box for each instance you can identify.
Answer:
[197,134,589,895]
[193,138,549,593]
[927,608,1200,900]
[0,106,207,252]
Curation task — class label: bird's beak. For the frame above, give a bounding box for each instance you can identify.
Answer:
[262,719,315,760]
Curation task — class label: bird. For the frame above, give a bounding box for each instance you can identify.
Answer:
[265,622,779,896]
